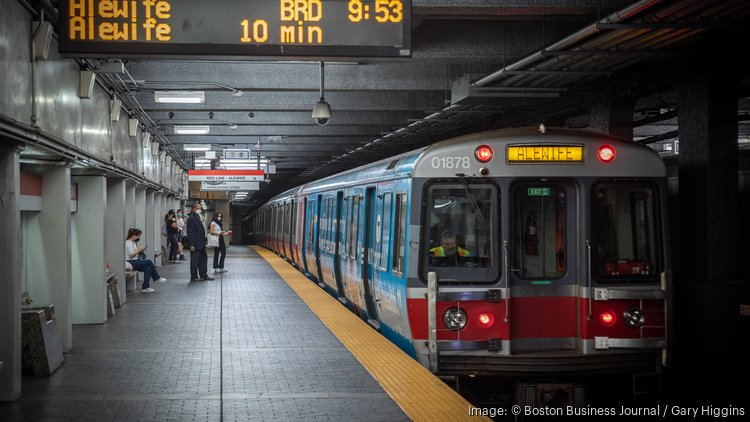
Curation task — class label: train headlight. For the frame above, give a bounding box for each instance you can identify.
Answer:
[477,312,495,328]
[623,306,645,329]
[443,307,467,331]
[598,145,616,163]
[599,310,616,327]
[474,145,494,163]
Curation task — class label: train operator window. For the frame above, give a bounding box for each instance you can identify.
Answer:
[593,183,660,281]
[423,183,498,284]
[513,184,567,279]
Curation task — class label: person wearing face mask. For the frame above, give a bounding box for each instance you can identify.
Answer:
[209,212,231,273]
[125,228,167,293]
[186,202,214,281]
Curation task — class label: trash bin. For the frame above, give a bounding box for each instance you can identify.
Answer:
[21,305,64,376]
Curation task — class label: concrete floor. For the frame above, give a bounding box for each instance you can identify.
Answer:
[0,246,407,422]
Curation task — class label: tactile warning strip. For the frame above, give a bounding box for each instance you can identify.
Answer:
[254,246,490,422]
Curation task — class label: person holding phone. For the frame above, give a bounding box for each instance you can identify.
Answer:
[126,228,167,292]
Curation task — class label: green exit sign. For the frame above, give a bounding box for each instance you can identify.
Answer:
[528,187,551,196]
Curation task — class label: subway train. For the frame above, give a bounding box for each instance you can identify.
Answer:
[251,127,670,406]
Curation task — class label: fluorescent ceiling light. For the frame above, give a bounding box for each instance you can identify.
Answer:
[155,91,205,103]
[183,144,211,151]
[174,125,209,135]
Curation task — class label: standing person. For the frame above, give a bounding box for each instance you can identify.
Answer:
[187,202,214,281]
[209,212,231,274]
[176,209,187,260]
[125,228,167,293]
[165,210,180,263]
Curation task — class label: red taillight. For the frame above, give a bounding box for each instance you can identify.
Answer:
[475,145,494,163]
[477,312,495,328]
[600,310,616,327]
[598,145,616,163]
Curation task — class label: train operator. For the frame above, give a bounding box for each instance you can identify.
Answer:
[430,229,471,257]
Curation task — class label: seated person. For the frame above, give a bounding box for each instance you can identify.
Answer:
[126,228,167,293]
[430,229,471,257]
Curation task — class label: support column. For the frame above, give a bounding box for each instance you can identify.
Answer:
[587,96,635,140]
[0,143,22,401]
[106,179,126,303]
[125,182,136,232]
[676,68,741,404]
[678,74,739,280]
[135,186,146,236]
[145,189,156,260]
[26,166,73,350]
[71,175,107,324]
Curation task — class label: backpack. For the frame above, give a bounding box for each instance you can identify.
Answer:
[160,221,167,237]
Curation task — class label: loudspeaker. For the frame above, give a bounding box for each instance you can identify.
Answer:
[110,98,122,121]
[32,21,53,60]
[129,119,139,137]
[79,71,96,99]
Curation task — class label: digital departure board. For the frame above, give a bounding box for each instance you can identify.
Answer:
[507,145,585,163]
[58,0,411,59]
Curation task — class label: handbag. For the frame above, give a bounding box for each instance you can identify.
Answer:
[207,234,220,248]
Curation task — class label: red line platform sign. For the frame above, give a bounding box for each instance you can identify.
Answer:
[188,169,264,182]
[58,0,411,59]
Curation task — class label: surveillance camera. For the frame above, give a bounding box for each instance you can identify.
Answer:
[312,100,331,126]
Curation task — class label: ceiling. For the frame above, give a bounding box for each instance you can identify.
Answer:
[37,0,750,212]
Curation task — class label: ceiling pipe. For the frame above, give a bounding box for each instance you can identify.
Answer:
[473,0,666,87]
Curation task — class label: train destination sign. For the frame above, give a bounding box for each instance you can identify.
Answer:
[58,0,411,58]
[507,145,585,163]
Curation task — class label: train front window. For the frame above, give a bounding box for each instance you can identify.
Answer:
[423,183,498,284]
[592,183,660,281]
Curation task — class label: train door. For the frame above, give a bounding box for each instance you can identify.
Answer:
[362,187,381,328]
[301,197,310,274]
[333,191,346,297]
[313,194,323,283]
[508,181,578,352]
[289,199,297,266]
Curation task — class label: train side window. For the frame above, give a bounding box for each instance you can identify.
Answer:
[380,192,393,270]
[593,183,660,281]
[393,193,408,274]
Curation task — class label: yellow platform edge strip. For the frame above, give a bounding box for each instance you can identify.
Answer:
[254,246,490,422]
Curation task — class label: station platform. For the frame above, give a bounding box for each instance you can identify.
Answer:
[0,246,483,422]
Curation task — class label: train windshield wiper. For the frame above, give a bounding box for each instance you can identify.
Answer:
[455,173,486,227]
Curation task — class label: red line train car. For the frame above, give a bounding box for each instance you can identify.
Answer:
[253,127,671,407]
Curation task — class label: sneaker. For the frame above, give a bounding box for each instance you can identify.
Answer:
[220,269,228,273]
[201,276,215,281]
[141,288,155,293]
[214,269,220,273]
[190,277,200,282]
[156,277,167,283]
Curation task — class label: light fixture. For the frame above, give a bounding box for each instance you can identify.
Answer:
[141,132,151,149]
[183,144,211,151]
[155,91,205,104]
[150,141,159,157]
[174,125,209,135]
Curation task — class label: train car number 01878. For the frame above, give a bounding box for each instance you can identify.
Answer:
[431,156,471,169]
